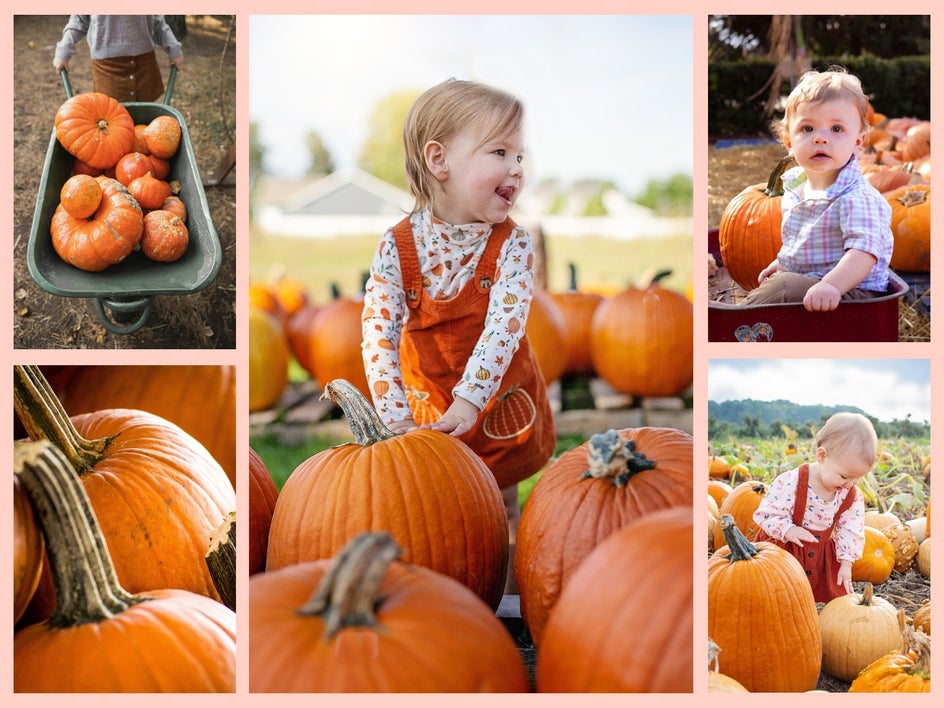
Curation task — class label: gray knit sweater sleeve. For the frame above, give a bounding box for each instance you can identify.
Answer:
[55,15,182,63]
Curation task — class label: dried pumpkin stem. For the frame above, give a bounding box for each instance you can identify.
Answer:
[720,514,760,562]
[206,511,237,612]
[13,365,112,473]
[764,155,796,197]
[581,429,656,486]
[321,379,397,445]
[14,440,142,628]
[299,532,402,638]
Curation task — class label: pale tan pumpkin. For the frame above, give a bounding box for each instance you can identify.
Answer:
[819,584,902,682]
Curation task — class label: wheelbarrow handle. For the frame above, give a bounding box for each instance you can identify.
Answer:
[58,64,176,104]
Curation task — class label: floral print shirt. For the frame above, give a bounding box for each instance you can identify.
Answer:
[361,210,534,425]
[753,466,865,562]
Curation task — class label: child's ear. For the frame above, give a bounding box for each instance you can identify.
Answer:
[424,141,449,182]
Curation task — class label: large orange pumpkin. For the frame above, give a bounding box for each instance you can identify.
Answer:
[307,292,371,398]
[54,92,135,170]
[14,440,236,692]
[50,176,144,272]
[250,532,529,692]
[717,155,794,290]
[886,184,931,272]
[249,447,279,575]
[515,426,693,645]
[265,379,509,610]
[711,479,767,551]
[549,263,605,376]
[526,288,568,385]
[13,365,235,611]
[536,507,693,692]
[589,271,693,397]
[708,515,822,692]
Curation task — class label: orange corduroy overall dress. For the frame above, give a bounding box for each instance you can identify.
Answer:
[393,216,555,490]
[756,463,857,602]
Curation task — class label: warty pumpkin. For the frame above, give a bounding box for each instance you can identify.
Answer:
[50,176,143,272]
[515,426,693,646]
[14,365,235,611]
[250,532,528,692]
[54,92,135,170]
[13,440,236,692]
[265,379,509,610]
[717,155,794,291]
[589,270,693,397]
[708,514,822,692]
[536,507,694,692]
[849,612,930,692]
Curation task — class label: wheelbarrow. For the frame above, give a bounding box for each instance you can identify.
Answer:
[26,66,222,335]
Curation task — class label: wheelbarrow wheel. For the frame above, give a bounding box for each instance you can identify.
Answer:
[94,296,154,335]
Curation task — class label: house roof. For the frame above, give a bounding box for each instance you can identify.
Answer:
[281,168,413,217]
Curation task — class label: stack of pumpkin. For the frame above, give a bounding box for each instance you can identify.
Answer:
[249,378,696,692]
[51,92,189,272]
[718,108,931,293]
[13,365,237,692]
[706,456,931,692]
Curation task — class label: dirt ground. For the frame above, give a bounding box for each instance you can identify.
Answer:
[12,15,236,349]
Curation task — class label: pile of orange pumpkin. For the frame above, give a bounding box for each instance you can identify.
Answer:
[706,455,930,693]
[249,377,695,691]
[718,105,932,292]
[13,365,237,692]
[51,92,189,271]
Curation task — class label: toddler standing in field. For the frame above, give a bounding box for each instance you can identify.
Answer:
[753,411,874,601]
[360,79,556,590]
[742,67,894,312]
[53,15,183,103]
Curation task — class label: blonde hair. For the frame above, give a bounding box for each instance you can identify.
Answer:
[403,79,524,214]
[815,412,878,468]
[772,66,870,142]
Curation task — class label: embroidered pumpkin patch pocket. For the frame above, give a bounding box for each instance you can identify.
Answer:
[482,386,537,441]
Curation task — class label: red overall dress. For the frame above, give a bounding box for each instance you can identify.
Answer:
[756,463,857,602]
[393,216,555,490]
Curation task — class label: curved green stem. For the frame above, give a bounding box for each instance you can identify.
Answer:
[720,514,759,562]
[320,379,397,446]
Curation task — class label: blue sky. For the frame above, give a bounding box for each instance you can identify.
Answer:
[708,359,931,423]
[248,14,693,196]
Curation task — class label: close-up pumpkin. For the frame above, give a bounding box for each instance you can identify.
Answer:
[852,525,897,585]
[848,612,930,692]
[250,532,529,692]
[265,379,509,610]
[54,91,135,170]
[819,583,903,682]
[717,155,793,290]
[142,114,182,159]
[249,446,279,575]
[536,506,694,692]
[59,173,102,219]
[50,175,144,272]
[589,270,693,397]
[515,426,693,646]
[13,440,236,693]
[13,365,236,613]
[708,514,822,692]
[141,209,190,262]
[885,184,931,272]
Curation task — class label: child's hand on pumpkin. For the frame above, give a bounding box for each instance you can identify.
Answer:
[836,561,854,595]
[423,397,479,437]
[784,524,818,546]
[387,418,418,435]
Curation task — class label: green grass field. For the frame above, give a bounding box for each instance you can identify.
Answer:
[250,227,693,303]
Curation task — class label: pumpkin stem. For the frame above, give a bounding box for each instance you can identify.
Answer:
[580,429,656,486]
[298,532,402,638]
[206,511,237,612]
[893,187,929,209]
[764,155,796,197]
[858,582,875,606]
[649,269,674,287]
[708,638,722,672]
[567,262,579,291]
[14,440,142,628]
[321,379,398,445]
[13,365,112,473]
[719,514,760,562]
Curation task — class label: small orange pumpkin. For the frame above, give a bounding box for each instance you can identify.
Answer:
[143,115,182,159]
[141,209,189,262]
[128,171,173,211]
[852,525,897,584]
[59,173,102,219]
[54,92,135,169]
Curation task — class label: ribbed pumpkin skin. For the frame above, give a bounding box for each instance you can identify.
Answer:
[26,409,235,611]
[54,92,135,169]
[549,289,604,375]
[526,289,568,385]
[712,480,767,550]
[886,184,931,272]
[13,478,44,625]
[515,427,693,646]
[536,508,694,692]
[852,526,896,584]
[848,632,931,693]
[15,588,236,692]
[249,556,529,692]
[249,447,279,575]
[708,533,821,692]
[819,587,902,681]
[589,282,693,397]
[266,430,509,610]
[42,365,237,488]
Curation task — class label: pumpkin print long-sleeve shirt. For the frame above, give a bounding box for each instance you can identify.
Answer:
[361,210,534,426]
[753,466,866,562]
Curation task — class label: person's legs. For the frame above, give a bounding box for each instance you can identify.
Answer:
[741,272,819,305]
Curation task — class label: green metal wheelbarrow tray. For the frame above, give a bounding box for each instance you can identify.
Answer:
[27,67,222,335]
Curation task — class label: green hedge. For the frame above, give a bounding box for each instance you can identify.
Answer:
[709,55,930,139]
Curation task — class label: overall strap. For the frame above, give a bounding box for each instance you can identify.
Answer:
[392,217,423,309]
[830,486,858,530]
[792,464,811,526]
[474,218,517,293]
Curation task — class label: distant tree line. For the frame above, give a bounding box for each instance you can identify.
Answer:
[709,399,929,441]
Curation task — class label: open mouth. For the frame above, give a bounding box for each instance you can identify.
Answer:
[496,186,516,204]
